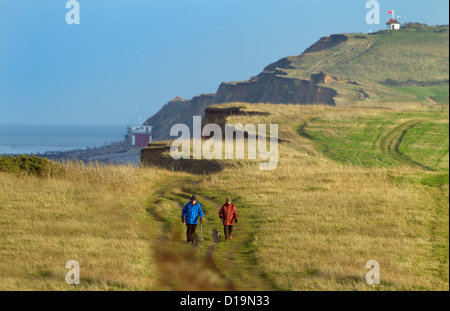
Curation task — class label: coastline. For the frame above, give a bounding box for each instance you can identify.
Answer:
[2,142,142,166]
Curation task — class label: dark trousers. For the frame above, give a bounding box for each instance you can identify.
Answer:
[224,225,234,240]
[186,224,197,243]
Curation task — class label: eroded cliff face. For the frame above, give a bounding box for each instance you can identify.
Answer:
[140,106,271,172]
[202,106,270,137]
[144,35,350,141]
[215,72,337,106]
[145,71,337,140]
[143,94,215,140]
[303,34,348,54]
[140,141,223,174]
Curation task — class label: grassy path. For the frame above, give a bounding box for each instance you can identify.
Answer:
[378,119,434,170]
[299,113,447,170]
[146,176,274,291]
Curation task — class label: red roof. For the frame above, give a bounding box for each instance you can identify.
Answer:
[386,18,400,25]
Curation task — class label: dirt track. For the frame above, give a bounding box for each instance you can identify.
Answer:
[147,177,274,291]
[378,119,434,171]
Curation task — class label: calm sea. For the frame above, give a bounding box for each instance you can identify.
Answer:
[0,124,127,155]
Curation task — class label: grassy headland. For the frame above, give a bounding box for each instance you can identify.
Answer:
[1,102,447,290]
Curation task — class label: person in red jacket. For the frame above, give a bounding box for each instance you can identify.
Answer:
[218,198,238,241]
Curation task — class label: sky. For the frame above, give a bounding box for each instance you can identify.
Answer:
[0,0,448,125]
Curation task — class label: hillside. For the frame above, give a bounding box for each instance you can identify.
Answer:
[276,26,449,83]
[145,24,449,140]
[267,25,449,106]
[145,94,214,142]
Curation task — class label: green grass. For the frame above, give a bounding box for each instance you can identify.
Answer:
[398,121,449,170]
[285,27,449,83]
[300,111,449,170]
[386,84,449,103]
[420,173,450,187]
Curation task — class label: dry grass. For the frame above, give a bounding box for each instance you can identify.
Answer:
[0,161,188,290]
[195,103,449,290]
[1,103,448,291]
[200,160,448,290]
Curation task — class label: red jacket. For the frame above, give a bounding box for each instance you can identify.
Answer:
[218,203,238,225]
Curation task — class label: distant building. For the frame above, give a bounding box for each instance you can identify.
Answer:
[386,18,401,30]
[127,125,152,147]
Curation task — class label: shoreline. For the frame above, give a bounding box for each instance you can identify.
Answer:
[1,142,142,166]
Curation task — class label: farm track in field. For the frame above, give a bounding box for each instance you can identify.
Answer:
[378,119,434,171]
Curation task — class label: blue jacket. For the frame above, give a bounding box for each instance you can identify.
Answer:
[181,201,204,225]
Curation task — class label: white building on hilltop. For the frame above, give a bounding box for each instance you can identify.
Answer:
[386,10,401,30]
[386,18,401,30]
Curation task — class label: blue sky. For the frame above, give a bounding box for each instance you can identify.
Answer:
[0,0,448,125]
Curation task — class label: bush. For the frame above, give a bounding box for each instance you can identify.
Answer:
[0,155,64,177]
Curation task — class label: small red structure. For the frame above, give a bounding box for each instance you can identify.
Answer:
[127,125,152,147]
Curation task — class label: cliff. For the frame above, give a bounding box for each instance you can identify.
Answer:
[215,72,337,105]
[143,94,215,141]
[144,25,449,141]
[145,71,337,141]
[140,141,223,174]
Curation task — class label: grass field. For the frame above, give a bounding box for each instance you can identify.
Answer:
[0,161,190,290]
[386,85,450,104]
[0,103,448,291]
[398,121,449,171]
[192,103,449,290]
[298,111,449,170]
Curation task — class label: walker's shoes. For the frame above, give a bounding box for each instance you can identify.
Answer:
[229,236,233,240]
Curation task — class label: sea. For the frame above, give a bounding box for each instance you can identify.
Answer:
[0,124,127,155]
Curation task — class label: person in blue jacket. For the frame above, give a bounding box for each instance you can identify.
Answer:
[181,195,204,244]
